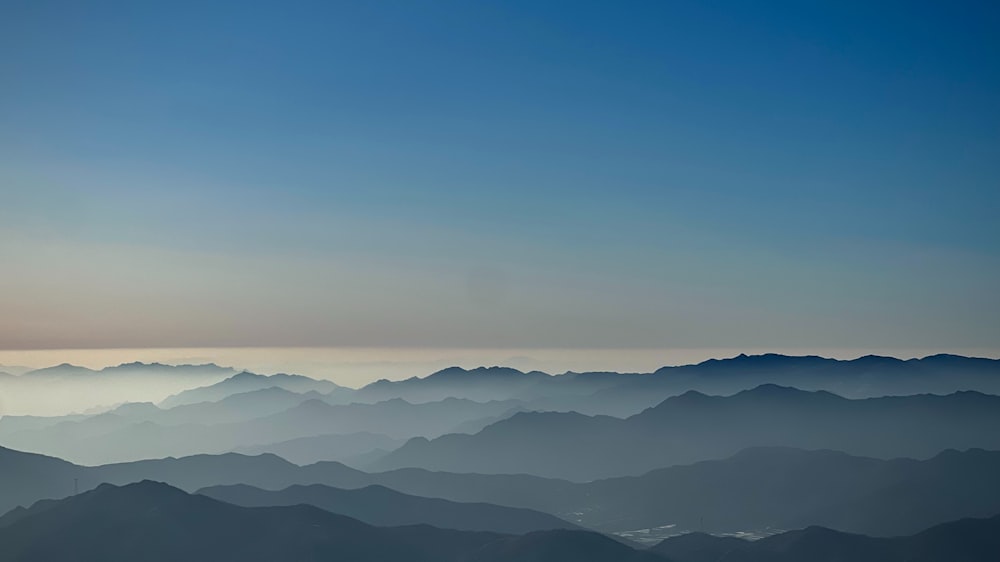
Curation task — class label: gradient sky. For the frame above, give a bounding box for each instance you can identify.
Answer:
[1,0,998,353]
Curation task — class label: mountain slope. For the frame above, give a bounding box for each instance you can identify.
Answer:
[199,482,582,534]
[0,447,84,516]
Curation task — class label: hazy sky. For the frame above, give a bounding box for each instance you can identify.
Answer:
[1,1,998,353]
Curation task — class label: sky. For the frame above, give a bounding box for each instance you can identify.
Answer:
[1,0,998,359]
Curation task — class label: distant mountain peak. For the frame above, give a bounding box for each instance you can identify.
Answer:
[109,361,162,368]
[738,383,806,395]
[851,354,904,364]
[427,365,530,379]
[230,370,265,380]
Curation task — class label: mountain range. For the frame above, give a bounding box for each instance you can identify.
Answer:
[4,444,999,539]
[2,354,1000,559]
[374,384,1000,479]
[1,479,996,562]
[158,371,347,408]
[7,353,1000,418]
[0,481,660,562]
[353,354,1000,417]
[0,362,237,416]
[0,394,521,465]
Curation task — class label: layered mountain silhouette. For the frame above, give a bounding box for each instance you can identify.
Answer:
[373,385,1000,479]
[3,353,1000,560]
[199,482,581,534]
[356,366,551,403]
[0,445,571,517]
[0,362,237,416]
[159,371,346,408]
[0,387,321,436]
[562,446,1000,535]
[0,447,83,518]
[651,513,1000,562]
[7,353,1000,418]
[18,362,234,379]
[2,478,994,561]
[351,354,1000,417]
[0,481,659,562]
[1,395,519,465]
[4,444,999,539]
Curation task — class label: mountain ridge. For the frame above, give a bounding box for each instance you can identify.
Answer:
[374,385,1000,480]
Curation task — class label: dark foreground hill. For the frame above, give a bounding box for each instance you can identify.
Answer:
[651,513,1000,562]
[373,385,1000,480]
[198,482,582,534]
[0,481,660,562]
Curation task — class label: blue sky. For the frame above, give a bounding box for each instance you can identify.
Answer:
[1,0,998,352]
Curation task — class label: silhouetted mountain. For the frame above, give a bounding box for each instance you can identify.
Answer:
[0,481,662,562]
[651,513,1000,562]
[1,395,521,464]
[148,386,324,424]
[6,444,999,540]
[0,444,573,517]
[199,482,582,534]
[6,353,1000,418]
[75,387,329,429]
[233,432,404,465]
[0,387,323,463]
[586,353,1000,416]
[159,371,346,408]
[20,362,234,378]
[566,447,1000,536]
[0,362,237,416]
[356,366,551,403]
[18,363,99,377]
[373,386,1000,480]
[346,354,1000,418]
[0,447,85,517]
